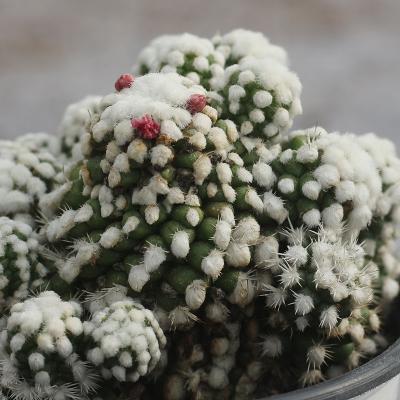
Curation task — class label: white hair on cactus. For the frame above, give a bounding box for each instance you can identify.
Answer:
[214,220,232,250]
[150,145,173,168]
[252,162,276,189]
[193,155,212,185]
[232,216,260,244]
[225,242,251,268]
[307,344,330,369]
[216,162,232,184]
[213,29,288,66]
[302,180,321,200]
[254,236,280,270]
[263,284,287,309]
[293,293,314,316]
[58,95,102,162]
[144,245,166,273]
[201,249,225,280]
[85,299,165,382]
[99,227,121,249]
[302,209,321,227]
[185,279,207,310]
[319,306,339,330]
[171,231,190,258]
[128,264,150,292]
[263,191,288,224]
[1,291,97,398]
[261,335,283,358]
[228,272,255,306]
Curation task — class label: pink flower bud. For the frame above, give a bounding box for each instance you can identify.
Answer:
[131,115,160,140]
[115,74,135,91]
[186,94,207,114]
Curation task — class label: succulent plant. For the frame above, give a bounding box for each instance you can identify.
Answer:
[0,140,63,225]
[0,291,98,400]
[0,28,400,400]
[58,95,103,163]
[212,56,302,141]
[0,217,48,310]
[41,72,259,320]
[83,297,166,383]
[355,133,400,304]
[14,132,61,157]
[135,33,225,90]
[267,128,383,235]
[255,226,383,387]
[212,29,289,67]
[136,30,302,143]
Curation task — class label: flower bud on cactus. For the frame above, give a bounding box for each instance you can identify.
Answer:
[0,217,48,309]
[42,73,263,324]
[135,30,301,143]
[0,291,98,399]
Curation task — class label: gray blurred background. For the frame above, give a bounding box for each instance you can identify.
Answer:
[0,0,399,144]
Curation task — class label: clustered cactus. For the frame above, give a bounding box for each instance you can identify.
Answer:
[0,29,399,400]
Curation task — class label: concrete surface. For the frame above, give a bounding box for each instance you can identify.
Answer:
[0,0,399,144]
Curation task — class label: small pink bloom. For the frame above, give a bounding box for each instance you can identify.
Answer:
[131,115,160,140]
[186,94,207,114]
[115,73,135,91]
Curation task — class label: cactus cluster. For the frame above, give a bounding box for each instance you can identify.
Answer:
[0,29,399,400]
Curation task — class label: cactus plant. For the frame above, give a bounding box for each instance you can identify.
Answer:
[136,30,302,143]
[0,28,400,400]
[41,72,257,318]
[0,291,98,400]
[0,217,48,310]
[0,140,63,226]
[58,96,103,163]
[15,132,61,157]
[83,297,166,383]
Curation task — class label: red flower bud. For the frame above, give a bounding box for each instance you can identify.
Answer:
[131,115,160,140]
[115,74,135,91]
[186,94,207,114]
